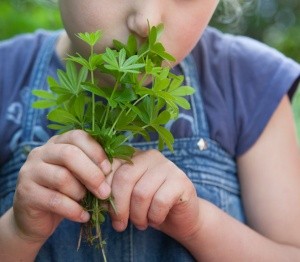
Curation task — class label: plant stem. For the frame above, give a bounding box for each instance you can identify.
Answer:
[102,80,119,129]
[95,199,107,262]
[108,107,125,136]
[91,45,96,131]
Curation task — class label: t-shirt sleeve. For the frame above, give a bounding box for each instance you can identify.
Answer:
[228,35,300,156]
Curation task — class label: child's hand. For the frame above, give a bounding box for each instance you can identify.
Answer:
[107,149,202,243]
[13,130,111,243]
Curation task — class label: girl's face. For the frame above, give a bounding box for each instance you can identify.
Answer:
[59,0,219,65]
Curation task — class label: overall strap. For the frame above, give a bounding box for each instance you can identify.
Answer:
[22,31,60,140]
[179,54,210,137]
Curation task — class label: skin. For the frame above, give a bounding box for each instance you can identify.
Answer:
[1,0,300,261]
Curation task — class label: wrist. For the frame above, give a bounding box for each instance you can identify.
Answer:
[177,199,220,259]
[0,208,44,260]
[3,208,47,249]
[9,208,47,246]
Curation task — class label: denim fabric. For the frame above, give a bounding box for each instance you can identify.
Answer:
[0,33,246,261]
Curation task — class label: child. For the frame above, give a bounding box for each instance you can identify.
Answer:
[1,0,300,261]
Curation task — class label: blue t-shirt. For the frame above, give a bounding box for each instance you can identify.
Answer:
[0,27,299,166]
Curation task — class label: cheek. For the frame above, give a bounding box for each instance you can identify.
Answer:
[164,27,203,65]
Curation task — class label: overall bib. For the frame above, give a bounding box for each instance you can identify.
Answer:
[0,32,246,261]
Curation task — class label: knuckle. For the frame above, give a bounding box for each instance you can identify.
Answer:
[131,187,149,204]
[59,144,81,163]
[148,197,168,225]
[47,192,62,210]
[15,182,31,200]
[146,149,161,159]
[153,195,169,211]
[68,129,88,141]
[48,134,59,143]
[54,168,72,189]
[19,164,29,179]
[27,146,41,160]
[114,166,133,185]
[74,188,87,201]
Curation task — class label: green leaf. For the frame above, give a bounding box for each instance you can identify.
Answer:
[126,34,138,56]
[57,69,74,92]
[47,124,67,130]
[50,85,70,95]
[115,110,137,129]
[32,90,56,100]
[111,145,135,161]
[118,48,126,67]
[48,108,79,125]
[82,82,108,99]
[88,54,103,71]
[67,54,90,69]
[170,86,195,96]
[173,96,191,110]
[76,31,103,46]
[152,111,171,125]
[152,124,174,151]
[113,88,138,103]
[47,76,60,88]
[32,100,56,109]
[73,94,86,120]
[102,48,119,70]
[149,25,157,47]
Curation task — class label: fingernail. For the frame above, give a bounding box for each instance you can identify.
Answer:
[99,159,111,176]
[113,220,126,232]
[98,182,111,199]
[81,211,90,222]
[135,225,148,231]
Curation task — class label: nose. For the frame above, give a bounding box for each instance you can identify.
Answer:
[127,2,162,38]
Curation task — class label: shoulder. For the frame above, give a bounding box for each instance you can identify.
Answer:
[192,27,300,156]
[0,30,57,114]
[196,26,300,76]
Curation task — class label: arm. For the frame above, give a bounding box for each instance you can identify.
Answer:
[176,95,300,260]
[106,95,300,261]
[0,208,44,261]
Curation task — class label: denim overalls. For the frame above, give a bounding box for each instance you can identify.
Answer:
[0,32,246,261]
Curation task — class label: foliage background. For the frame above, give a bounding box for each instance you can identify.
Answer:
[0,0,299,141]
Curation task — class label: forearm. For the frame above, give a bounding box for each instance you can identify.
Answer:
[181,199,300,261]
[0,208,43,262]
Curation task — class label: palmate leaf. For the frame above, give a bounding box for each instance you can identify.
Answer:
[103,48,145,75]
[76,30,103,47]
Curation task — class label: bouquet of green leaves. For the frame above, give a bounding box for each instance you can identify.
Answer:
[32,24,194,262]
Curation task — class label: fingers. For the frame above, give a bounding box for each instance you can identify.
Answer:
[49,130,111,175]
[30,130,112,199]
[17,182,90,223]
[33,162,86,202]
[36,143,109,199]
[108,150,191,232]
[109,158,148,231]
[128,164,168,230]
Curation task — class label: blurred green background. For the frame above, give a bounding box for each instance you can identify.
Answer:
[0,0,299,141]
